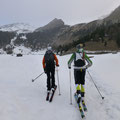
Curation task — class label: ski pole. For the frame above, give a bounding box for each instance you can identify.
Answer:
[32,72,44,82]
[87,70,104,100]
[69,69,72,104]
[56,67,61,95]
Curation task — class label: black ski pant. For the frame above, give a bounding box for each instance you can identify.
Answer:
[46,67,55,91]
[74,69,86,85]
[74,69,86,97]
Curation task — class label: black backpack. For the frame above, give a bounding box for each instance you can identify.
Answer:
[74,52,85,67]
[44,50,55,65]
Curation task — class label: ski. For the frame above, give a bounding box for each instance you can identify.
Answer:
[78,103,85,118]
[81,100,87,111]
[49,85,57,102]
[46,92,50,101]
[74,93,85,118]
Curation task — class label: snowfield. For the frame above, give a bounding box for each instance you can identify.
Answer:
[0,52,120,120]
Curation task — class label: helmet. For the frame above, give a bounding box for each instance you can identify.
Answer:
[47,46,52,50]
[76,44,83,50]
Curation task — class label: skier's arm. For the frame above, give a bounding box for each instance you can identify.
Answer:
[42,56,45,69]
[68,53,75,68]
[84,53,92,68]
[54,54,59,66]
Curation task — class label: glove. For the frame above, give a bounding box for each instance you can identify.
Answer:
[69,66,71,69]
[44,68,47,74]
[82,66,87,70]
[86,66,88,69]
[56,64,59,67]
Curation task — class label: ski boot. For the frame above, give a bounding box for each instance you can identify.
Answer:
[46,90,50,101]
[76,90,81,103]
[77,94,81,103]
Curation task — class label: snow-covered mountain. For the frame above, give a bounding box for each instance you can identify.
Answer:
[0,23,36,33]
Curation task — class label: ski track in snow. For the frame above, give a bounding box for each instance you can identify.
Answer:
[0,53,120,120]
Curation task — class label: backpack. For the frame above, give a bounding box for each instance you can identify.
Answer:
[44,50,55,65]
[74,52,85,67]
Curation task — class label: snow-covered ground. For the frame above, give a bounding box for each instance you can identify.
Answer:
[0,52,120,120]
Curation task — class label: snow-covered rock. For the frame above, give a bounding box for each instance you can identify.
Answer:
[0,23,36,33]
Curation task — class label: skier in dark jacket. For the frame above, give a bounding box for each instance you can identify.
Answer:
[42,46,59,94]
[68,44,92,103]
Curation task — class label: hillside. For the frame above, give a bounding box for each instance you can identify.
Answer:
[53,20,103,46]
[53,5,120,47]
[104,5,120,24]
[55,22,120,53]
[52,5,120,52]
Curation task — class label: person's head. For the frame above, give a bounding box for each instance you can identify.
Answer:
[47,46,52,51]
[76,44,84,52]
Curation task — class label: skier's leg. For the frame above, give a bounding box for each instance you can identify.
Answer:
[76,84,81,94]
[75,84,81,103]
[46,71,51,91]
[81,84,85,97]
[80,70,86,100]
[74,70,81,103]
[51,67,55,90]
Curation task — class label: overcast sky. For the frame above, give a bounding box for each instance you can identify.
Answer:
[0,0,120,27]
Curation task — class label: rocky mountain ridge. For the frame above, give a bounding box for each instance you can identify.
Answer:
[35,18,66,32]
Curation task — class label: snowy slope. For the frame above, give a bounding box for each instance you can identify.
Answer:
[0,52,120,120]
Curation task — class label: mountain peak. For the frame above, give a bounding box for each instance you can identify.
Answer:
[35,18,65,32]
[50,18,64,24]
